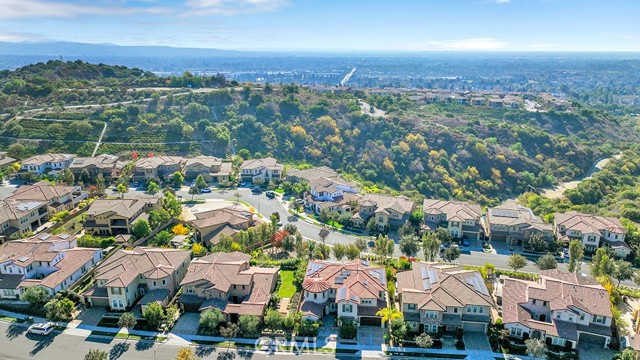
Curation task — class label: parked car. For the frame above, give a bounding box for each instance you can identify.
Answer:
[368,240,375,248]
[462,240,470,247]
[251,186,262,194]
[27,322,55,336]
[265,191,275,198]
[240,182,247,187]
[200,188,212,193]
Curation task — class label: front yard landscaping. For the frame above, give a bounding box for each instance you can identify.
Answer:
[278,270,296,298]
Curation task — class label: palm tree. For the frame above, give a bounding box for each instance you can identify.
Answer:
[376,306,402,328]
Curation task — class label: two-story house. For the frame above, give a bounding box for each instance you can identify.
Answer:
[84,247,191,311]
[0,233,102,299]
[352,194,416,231]
[485,200,553,245]
[554,211,629,256]
[422,199,483,241]
[0,199,50,241]
[502,269,613,349]
[299,260,387,327]
[396,262,494,334]
[68,154,126,181]
[183,156,233,184]
[239,157,284,184]
[132,156,184,183]
[178,252,278,320]
[304,177,359,215]
[19,153,75,177]
[83,198,161,236]
[286,166,339,183]
[190,206,259,246]
[7,181,87,216]
[0,152,16,169]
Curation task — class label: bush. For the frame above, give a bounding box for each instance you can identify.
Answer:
[295,319,320,337]
[237,315,261,338]
[199,309,224,335]
[78,235,115,248]
[338,319,357,339]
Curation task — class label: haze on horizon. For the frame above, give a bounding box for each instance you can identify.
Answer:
[1,0,639,52]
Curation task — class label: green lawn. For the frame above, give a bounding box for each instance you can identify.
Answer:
[278,270,296,298]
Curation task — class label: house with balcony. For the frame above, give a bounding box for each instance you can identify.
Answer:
[178,252,278,320]
[396,262,494,334]
[69,154,126,181]
[7,181,87,216]
[351,194,416,231]
[239,157,283,184]
[554,211,629,256]
[18,153,75,177]
[304,177,359,215]
[422,199,483,241]
[299,260,387,327]
[0,233,101,299]
[484,200,553,245]
[83,198,161,236]
[502,269,613,349]
[190,206,260,246]
[0,199,50,241]
[132,156,184,183]
[84,247,191,311]
[183,156,232,184]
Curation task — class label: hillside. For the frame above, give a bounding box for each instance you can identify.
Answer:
[1,61,639,206]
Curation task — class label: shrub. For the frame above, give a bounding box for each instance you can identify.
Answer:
[199,309,224,335]
[338,319,357,339]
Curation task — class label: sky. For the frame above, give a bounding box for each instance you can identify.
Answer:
[1,0,639,51]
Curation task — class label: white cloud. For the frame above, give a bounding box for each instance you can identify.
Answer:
[0,0,169,19]
[0,30,37,42]
[494,0,511,3]
[183,0,288,15]
[410,38,510,51]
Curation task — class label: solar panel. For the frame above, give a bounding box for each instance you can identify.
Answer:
[18,256,29,262]
[16,202,42,211]
[59,234,69,239]
[492,209,519,218]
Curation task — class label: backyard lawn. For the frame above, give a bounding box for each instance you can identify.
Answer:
[278,270,296,298]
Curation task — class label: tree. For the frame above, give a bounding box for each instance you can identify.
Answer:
[175,347,196,360]
[376,306,402,327]
[172,223,190,235]
[149,209,171,229]
[116,183,128,198]
[374,234,394,259]
[84,349,108,360]
[20,286,49,305]
[536,253,557,270]
[143,302,165,329]
[195,174,208,190]
[568,240,584,273]
[118,312,137,340]
[618,348,638,360]
[192,242,206,256]
[199,309,224,335]
[422,233,441,262]
[507,254,528,272]
[95,173,105,192]
[165,304,179,328]
[409,209,423,227]
[525,233,548,253]
[338,319,357,339]
[354,238,368,252]
[147,181,160,196]
[591,247,614,277]
[188,186,199,201]
[237,315,261,338]
[613,260,635,287]
[219,323,239,351]
[345,244,361,260]
[264,309,284,329]
[171,172,184,188]
[332,243,346,260]
[45,298,74,322]
[525,338,547,359]
[442,246,461,263]
[150,230,173,247]
[434,228,453,244]
[415,333,434,348]
[163,191,182,217]
[319,227,330,245]
[399,235,420,258]
[59,169,75,185]
[131,220,151,238]
[389,318,407,343]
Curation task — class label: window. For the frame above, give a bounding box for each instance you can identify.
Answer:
[478,306,484,314]
[430,324,438,332]
[110,287,122,295]
[313,294,317,299]
[342,304,352,313]
[543,301,547,307]
[453,308,458,314]
[152,281,157,287]
[407,304,416,311]
[552,337,564,346]
[556,313,561,319]
[162,279,166,286]
[426,311,437,319]
[532,299,536,305]
[510,327,523,337]
[579,314,585,321]
[594,315,605,324]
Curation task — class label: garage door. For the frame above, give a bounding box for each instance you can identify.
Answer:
[463,322,486,333]
[359,317,382,326]
[89,297,109,307]
[491,235,507,242]
[579,332,607,347]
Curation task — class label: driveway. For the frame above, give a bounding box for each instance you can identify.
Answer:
[357,326,384,348]
[576,343,613,360]
[463,332,491,352]
[172,313,200,335]
[75,306,106,327]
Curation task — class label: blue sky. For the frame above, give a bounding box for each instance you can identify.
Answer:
[1,0,639,51]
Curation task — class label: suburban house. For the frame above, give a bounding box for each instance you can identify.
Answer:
[68,154,125,181]
[183,156,233,184]
[0,152,16,168]
[352,194,416,231]
[0,199,50,240]
[484,201,553,245]
[422,199,484,241]
[470,97,487,106]
[83,198,161,236]
[190,206,259,246]
[299,259,387,327]
[396,262,494,334]
[304,177,359,215]
[502,269,613,349]
[7,181,87,216]
[554,211,629,256]
[132,156,184,182]
[239,157,284,184]
[84,247,191,311]
[19,153,75,177]
[178,252,278,320]
[286,166,339,183]
[0,233,102,299]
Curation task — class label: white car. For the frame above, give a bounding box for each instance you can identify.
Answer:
[27,322,55,336]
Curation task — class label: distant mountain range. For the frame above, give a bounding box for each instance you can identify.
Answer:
[0,41,244,57]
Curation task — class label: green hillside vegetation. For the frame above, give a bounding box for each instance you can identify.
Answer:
[1,61,639,207]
